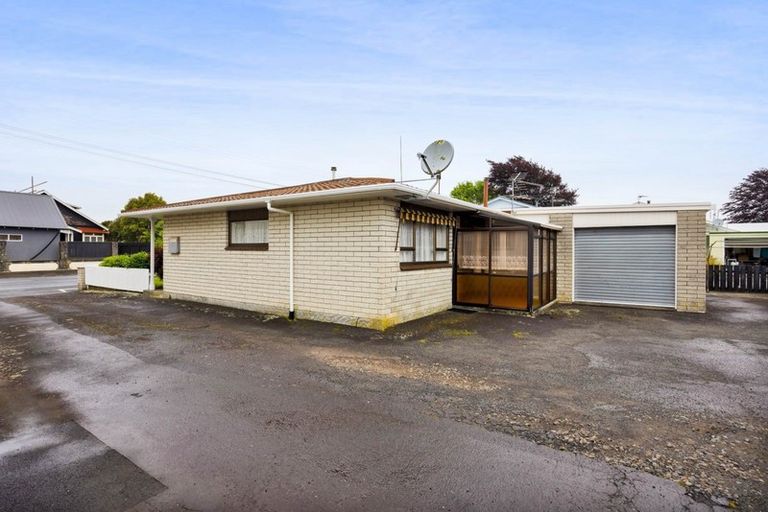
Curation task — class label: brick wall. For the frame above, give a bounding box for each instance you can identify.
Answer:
[377,204,454,326]
[676,210,707,312]
[162,198,454,329]
[550,213,574,302]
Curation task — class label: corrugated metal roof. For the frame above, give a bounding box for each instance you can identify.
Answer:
[0,191,70,230]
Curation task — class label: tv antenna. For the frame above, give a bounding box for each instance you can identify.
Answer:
[17,176,48,193]
[508,172,546,209]
[417,139,454,196]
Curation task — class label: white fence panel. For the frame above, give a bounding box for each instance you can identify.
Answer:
[85,267,150,292]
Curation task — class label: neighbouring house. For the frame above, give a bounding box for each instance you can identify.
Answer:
[503,203,711,313]
[122,177,711,328]
[486,196,534,210]
[707,223,768,265]
[0,191,70,264]
[0,190,111,270]
[42,193,110,242]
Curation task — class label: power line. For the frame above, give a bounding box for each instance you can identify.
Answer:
[0,122,284,188]
[0,130,264,188]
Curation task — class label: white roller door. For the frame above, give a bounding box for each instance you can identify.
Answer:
[574,226,676,307]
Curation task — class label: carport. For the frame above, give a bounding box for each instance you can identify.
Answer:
[453,213,558,312]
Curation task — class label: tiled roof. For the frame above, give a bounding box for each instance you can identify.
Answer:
[126,177,395,212]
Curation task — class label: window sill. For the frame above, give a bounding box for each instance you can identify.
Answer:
[226,243,268,251]
[400,262,451,271]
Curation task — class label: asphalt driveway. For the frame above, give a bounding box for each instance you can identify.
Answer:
[1,290,766,511]
[0,272,77,298]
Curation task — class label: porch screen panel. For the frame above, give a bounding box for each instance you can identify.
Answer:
[456,231,489,305]
[457,231,489,273]
[489,230,528,310]
[532,234,541,308]
[542,233,550,304]
[491,230,527,276]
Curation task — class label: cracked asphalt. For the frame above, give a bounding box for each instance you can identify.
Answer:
[1,279,765,511]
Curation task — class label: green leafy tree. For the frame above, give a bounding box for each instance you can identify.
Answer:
[104,193,166,242]
[450,180,492,204]
[488,156,578,206]
[721,168,768,223]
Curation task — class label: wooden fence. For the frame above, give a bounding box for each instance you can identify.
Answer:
[118,242,151,255]
[707,265,768,293]
[67,241,113,260]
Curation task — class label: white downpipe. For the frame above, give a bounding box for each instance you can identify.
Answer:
[266,201,295,319]
[149,217,156,291]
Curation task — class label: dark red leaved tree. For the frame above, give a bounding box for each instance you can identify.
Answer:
[721,168,768,223]
[487,156,578,206]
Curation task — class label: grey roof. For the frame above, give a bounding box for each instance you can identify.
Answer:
[0,191,70,230]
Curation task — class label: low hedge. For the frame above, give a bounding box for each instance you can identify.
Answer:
[101,251,150,269]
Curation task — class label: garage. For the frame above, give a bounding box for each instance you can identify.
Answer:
[574,226,676,307]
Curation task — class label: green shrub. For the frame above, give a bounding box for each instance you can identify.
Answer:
[127,252,150,269]
[100,254,131,268]
[100,251,150,269]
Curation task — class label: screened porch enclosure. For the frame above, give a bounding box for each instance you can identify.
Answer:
[454,221,557,312]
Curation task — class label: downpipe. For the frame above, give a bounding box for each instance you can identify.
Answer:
[266,201,295,320]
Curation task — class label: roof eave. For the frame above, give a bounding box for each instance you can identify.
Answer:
[121,183,562,231]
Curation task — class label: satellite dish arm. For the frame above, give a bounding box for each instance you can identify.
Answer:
[417,153,433,175]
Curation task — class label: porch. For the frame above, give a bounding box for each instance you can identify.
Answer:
[453,213,558,313]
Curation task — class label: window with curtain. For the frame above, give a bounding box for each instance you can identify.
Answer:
[228,208,269,250]
[399,220,449,267]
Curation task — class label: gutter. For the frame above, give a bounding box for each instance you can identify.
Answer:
[266,201,295,320]
[120,182,562,230]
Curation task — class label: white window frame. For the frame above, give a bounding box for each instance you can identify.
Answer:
[0,233,23,242]
[82,234,105,242]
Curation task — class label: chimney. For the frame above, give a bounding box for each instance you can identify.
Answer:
[331,166,337,180]
[483,178,489,207]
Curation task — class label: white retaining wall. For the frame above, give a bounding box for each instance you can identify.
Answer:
[84,266,150,292]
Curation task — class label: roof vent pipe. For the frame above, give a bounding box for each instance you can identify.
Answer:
[331,166,337,180]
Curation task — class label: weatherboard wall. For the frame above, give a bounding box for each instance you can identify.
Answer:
[0,227,61,262]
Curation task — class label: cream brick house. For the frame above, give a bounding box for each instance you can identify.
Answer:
[123,178,710,327]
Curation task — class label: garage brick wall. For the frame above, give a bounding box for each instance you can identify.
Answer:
[547,210,707,312]
[676,210,707,313]
[549,213,574,303]
[162,198,454,329]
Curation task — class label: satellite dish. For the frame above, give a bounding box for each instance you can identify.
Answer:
[418,140,454,177]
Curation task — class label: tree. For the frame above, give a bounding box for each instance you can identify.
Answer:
[450,180,493,204]
[104,192,166,242]
[721,168,768,223]
[487,156,578,206]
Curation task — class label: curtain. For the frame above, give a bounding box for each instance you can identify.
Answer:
[457,232,489,271]
[491,230,527,274]
[400,221,414,262]
[231,220,268,244]
[415,223,435,262]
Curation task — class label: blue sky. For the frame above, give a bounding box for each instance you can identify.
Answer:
[1,0,766,220]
